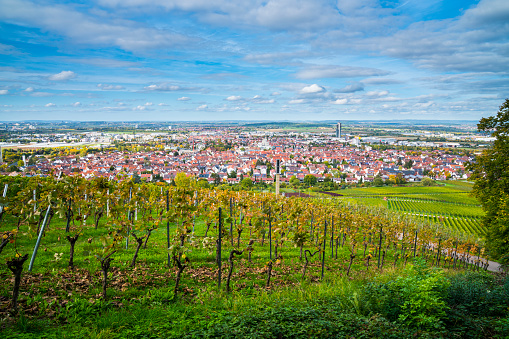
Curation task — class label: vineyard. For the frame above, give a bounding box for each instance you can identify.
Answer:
[330,182,486,239]
[0,175,493,337]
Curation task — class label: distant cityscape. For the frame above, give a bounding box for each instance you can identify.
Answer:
[0,121,492,185]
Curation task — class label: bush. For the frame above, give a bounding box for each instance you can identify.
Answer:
[188,302,416,339]
[446,271,509,317]
[362,258,450,331]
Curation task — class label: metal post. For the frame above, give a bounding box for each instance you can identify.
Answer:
[28,205,51,272]
[321,220,327,280]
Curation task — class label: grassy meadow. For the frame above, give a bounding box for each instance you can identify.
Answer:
[1,181,508,338]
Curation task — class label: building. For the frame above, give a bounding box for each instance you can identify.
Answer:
[335,122,342,138]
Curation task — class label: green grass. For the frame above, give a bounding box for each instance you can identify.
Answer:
[0,192,504,339]
[310,182,485,238]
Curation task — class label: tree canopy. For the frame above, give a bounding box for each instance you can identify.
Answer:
[467,99,509,260]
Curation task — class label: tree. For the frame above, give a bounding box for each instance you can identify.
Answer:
[303,174,317,186]
[421,177,435,186]
[373,177,384,187]
[174,172,191,188]
[197,179,210,189]
[467,99,509,259]
[240,177,253,189]
[290,175,300,186]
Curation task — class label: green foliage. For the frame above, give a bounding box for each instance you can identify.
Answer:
[467,99,509,258]
[421,177,435,186]
[363,258,450,331]
[303,174,317,186]
[446,271,509,317]
[174,172,191,188]
[373,177,384,187]
[188,301,414,339]
[240,177,253,189]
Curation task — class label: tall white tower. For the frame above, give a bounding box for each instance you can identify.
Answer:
[336,122,341,138]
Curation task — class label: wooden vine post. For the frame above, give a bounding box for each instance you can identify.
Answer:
[321,219,327,280]
[330,216,334,259]
[413,230,418,257]
[268,207,272,260]
[166,190,170,267]
[229,198,233,246]
[217,207,222,289]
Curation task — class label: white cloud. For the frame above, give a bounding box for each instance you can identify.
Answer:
[289,99,305,104]
[0,89,8,95]
[336,83,364,93]
[24,87,34,92]
[71,101,81,107]
[133,105,146,111]
[158,103,167,106]
[0,0,191,52]
[45,103,56,107]
[49,71,76,81]
[226,95,242,101]
[234,106,250,111]
[178,97,191,101]
[366,90,389,97]
[97,0,341,32]
[31,92,52,97]
[300,84,325,94]
[0,42,21,55]
[251,95,275,104]
[144,84,181,91]
[296,65,391,80]
[254,99,275,104]
[271,92,281,96]
[332,98,348,105]
[145,102,153,106]
[97,83,125,90]
[197,104,208,110]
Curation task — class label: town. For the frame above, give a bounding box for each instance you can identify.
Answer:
[0,121,480,186]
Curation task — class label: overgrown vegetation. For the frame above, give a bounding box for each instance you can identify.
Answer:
[0,175,503,338]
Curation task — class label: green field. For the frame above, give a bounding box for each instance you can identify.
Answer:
[322,181,485,238]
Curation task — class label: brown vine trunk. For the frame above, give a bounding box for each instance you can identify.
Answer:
[94,209,103,229]
[7,254,29,313]
[130,234,144,268]
[143,228,155,249]
[100,252,115,300]
[266,261,273,288]
[227,250,243,293]
[237,229,242,248]
[347,254,355,276]
[302,250,319,279]
[66,234,79,269]
[173,255,188,299]
[204,223,211,238]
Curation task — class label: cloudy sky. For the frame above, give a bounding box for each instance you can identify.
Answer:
[0,0,508,121]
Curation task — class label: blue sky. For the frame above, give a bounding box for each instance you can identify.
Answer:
[0,0,508,121]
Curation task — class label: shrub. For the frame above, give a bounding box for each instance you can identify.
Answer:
[362,257,450,331]
[446,271,509,317]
